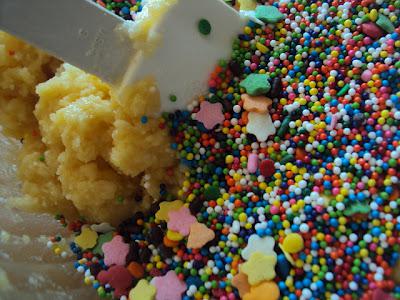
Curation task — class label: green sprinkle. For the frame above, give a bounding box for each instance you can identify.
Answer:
[344,203,370,217]
[277,116,291,137]
[376,14,395,33]
[39,155,45,162]
[169,94,177,102]
[92,232,113,255]
[198,19,211,35]
[361,14,370,23]
[255,5,284,23]
[280,154,294,164]
[97,287,106,298]
[204,186,220,201]
[116,195,124,203]
[239,73,271,96]
[337,83,350,97]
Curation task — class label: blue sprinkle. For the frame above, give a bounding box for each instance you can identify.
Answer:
[141,116,148,124]
[121,6,130,15]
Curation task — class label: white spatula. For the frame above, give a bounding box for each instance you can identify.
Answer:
[0,0,247,112]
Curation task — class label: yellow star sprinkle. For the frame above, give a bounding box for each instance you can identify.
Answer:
[155,200,184,221]
[74,227,98,250]
[129,279,156,300]
[241,252,277,285]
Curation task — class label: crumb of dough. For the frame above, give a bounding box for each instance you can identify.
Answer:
[0,32,60,138]
[34,64,114,164]
[121,0,177,55]
[110,78,173,178]
[0,33,179,225]
[11,133,79,220]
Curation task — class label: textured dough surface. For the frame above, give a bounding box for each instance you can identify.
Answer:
[0,32,178,225]
[0,31,59,138]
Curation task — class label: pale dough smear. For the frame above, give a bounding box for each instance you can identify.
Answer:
[0,32,179,225]
[122,0,177,54]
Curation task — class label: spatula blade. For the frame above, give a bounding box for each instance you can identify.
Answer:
[0,0,133,84]
[120,0,247,112]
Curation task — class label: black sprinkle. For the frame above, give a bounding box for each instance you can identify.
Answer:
[125,241,140,264]
[228,60,241,76]
[189,197,204,215]
[158,244,174,259]
[268,77,283,99]
[89,263,103,277]
[148,226,164,246]
[139,247,152,263]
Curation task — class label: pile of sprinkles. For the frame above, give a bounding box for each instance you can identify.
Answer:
[93,0,144,20]
[49,0,400,299]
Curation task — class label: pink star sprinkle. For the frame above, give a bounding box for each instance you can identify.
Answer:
[195,101,224,130]
[102,235,129,266]
[152,270,186,300]
[167,206,197,236]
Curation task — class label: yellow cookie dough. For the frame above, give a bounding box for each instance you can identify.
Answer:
[0,32,180,225]
[11,133,78,220]
[122,0,177,54]
[0,31,59,138]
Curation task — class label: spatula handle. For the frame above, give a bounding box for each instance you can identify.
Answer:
[0,0,133,83]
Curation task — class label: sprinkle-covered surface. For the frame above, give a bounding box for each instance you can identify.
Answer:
[93,0,144,20]
[50,0,400,299]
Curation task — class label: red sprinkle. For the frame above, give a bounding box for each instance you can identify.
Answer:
[260,159,275,178]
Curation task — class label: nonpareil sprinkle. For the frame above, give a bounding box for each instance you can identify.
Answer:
[59,0,400,299]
